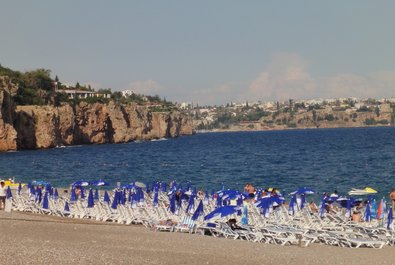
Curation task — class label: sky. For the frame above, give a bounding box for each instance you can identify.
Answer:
[1,0,395,105]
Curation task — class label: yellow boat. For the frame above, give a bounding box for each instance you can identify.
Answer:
[2,179,26,190]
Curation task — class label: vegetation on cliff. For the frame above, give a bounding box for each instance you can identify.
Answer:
[0,64,175,111]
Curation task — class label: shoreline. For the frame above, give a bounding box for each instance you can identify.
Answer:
[1,211,394,265]
[196,124,394,134]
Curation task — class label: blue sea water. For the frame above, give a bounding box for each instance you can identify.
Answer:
[0,127,395,199]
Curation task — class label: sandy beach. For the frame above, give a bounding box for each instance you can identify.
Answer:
[0,211,393,265]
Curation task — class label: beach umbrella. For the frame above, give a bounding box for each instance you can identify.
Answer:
[91,180,109,187]
[319,196,326,218]
[70,188,77,202]
[370,200,377,220]
[6,186,12,199]
[42,192,49,210]
[289,195,297,216]
[103,190,110,204]
[94,189,99,201]
[119,190,126,205]
[54,188,59,200]
[192,200,204,221]
[160,182,167,192]
[290,187,315,195]
[80,188,85,199]
[216,196,222,208]
[345,198,352,218]
[387,208,393,230]
[72,180,90,187]
[48,187,53,197]
[300,194,306,210]
[364,202,371,222]
[64,201,70,213]
[145,182,150,193]
[241,205,248,225]
[36,187,42,203]
[204,205,240,221]
[152,189,159,207]
[111,191,119,209]
[377,198,384,220]
[32,180,49,186]
[17,183,22,195]
[186,194,195,213]
[169,193,176,214]
[87,189,94,208]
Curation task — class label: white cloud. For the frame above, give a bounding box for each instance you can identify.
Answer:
[247,53,395,102]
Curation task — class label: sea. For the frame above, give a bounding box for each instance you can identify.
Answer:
[1,127,395,199]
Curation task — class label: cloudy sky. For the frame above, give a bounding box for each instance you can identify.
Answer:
[1,1,395,105]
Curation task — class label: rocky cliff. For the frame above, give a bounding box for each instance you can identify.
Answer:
[0,77,194,152]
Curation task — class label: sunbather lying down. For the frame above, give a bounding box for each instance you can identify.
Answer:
[227,218,246,230]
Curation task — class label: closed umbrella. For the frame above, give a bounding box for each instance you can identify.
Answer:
[94,189,99,201]
[153,189,159,207]
[42,192,49,210]
[289,195,297,216]
[364,202,371,222]
[186,194,195,214]
[241,205,248,225]
[111,191,119,209]
[191,200,204,221]
[169,193,176,214]
[17,183,22,195]
[64,201,70,212]
[87,189,94,208]
[80,188,85,199]
[387,208,393,230]
[6,186,12,199]
[319,196,326,218]
[103,190,110,204]
[70,188,77,202]
[54,188,59,200]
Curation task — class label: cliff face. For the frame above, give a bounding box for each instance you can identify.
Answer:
[0,77,18,151]
[0,78,194,152]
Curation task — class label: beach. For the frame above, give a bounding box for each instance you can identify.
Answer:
[0,211,393,265]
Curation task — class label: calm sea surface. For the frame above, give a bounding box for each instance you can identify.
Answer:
[1,127,395,199]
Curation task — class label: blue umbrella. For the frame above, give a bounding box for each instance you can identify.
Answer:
[216,196,222,208]
[241,205,248,225]
[32,180,49,186]
[345,198,352,218]
[36,187,42,203]
[186,194,195,213]
[6,186,12,199]
[17,183,22,195]
[103,190,110,204]
[319,196,326,218]
[91,180,109,187]
[53,188,59,200]
[387,208,393,230]
[290,187,315,195]
[94,189,99,201]
[192,200,204,221]
[87,189,94,208]
[169,193,176,214]
[111,191,119,209]
[48,187,53,197]
[364,202,371,222]
[289,195,296,215]
[161,182,167,192]
[204,206,240,220]
[370,200,377,220]
[70,188,77,202]
[80,188,85,199]
[300,194,306,210]
[64,201,70,212]
[119,190,126,205]
[72,180,90,187]
[153,189,159,207]
[42,192,49,210]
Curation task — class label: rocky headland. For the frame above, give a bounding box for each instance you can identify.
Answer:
[0,76,194,152]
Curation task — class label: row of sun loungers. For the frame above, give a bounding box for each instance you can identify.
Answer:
[8,189,394,249]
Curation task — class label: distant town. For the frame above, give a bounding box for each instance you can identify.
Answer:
[176,97,395,131]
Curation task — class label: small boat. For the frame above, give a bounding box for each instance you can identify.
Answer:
[348,187,377,196]
[3,178,26,190]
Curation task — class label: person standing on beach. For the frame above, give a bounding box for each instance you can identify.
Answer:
[0,180,6,210]
[390,189,395,211]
